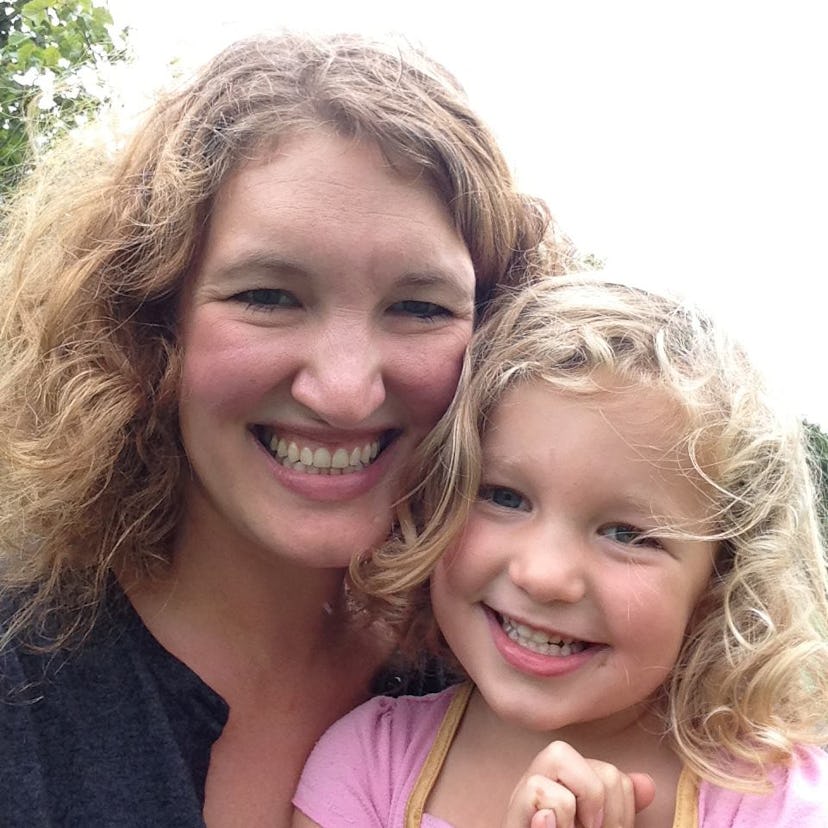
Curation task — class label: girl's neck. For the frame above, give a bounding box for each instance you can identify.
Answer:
[467,686,671,769]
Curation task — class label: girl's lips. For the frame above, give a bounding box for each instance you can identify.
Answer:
[485,607,604,678]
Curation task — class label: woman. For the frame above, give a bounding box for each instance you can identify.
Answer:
[0,32,571,827]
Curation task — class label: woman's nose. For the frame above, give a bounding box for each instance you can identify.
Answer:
[507,527,588,605]
[290,320,386,427]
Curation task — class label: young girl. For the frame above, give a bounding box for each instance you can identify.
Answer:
[292,277,828,827]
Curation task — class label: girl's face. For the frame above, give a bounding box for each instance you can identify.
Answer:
[177,130,475,570]
[430,378,717,737]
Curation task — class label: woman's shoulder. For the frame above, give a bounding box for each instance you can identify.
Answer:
[0,587,226,827]
[0,583,133,694]
[0,592,51,698]
[698,746,828,827]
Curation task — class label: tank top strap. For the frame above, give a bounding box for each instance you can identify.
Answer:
[671,766,699,828]
[404,682,474,828]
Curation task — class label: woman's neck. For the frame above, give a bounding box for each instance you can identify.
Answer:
[123,507,384,694]
[124,508,392,828]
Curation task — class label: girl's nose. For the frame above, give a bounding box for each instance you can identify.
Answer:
[507,527,588,605]
[290,321,386,427]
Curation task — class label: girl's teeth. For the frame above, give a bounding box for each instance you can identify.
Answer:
[502,616,586,656]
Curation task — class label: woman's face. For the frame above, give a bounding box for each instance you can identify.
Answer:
[177,131,476,569]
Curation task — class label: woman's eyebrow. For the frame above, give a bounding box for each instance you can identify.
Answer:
[209,254,473,296]
[206,252,307,283]
[394,271,475,297]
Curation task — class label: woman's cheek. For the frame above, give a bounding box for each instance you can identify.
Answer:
[392,329,471,428]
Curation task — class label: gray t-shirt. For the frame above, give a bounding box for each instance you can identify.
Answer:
[0,587,228,827]
[0,585,454,826]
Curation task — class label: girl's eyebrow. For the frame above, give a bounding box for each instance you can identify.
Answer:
[478,451,523,473]
[607,492,717,535]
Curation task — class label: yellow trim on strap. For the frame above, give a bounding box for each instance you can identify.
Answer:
[404,683,474,828]
[671,766,700,828]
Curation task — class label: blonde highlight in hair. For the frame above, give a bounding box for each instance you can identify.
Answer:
[352,276,828,791]
[0,32,573,649]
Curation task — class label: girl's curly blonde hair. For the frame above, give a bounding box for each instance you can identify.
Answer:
[0,33,572,650]
[353,276,828,792]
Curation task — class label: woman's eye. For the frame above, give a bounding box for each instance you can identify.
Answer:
[479,485,528,511]
[389,299,452,320]
[599,524,663,549]
[233,288,300,310]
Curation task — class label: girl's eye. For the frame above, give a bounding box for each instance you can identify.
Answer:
[233,288,300,310]
[389,300,452,320]
[478,485,528,511]
[599,524,663,549]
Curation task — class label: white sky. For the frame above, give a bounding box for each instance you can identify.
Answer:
[108,0,828,427]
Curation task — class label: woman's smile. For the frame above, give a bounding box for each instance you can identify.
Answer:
[246,423,405,504]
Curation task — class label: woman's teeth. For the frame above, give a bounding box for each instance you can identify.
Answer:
[264,431,380,475]
[501,615,587,656]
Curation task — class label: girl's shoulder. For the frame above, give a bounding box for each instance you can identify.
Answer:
[302,684,463,775]
[293,685,466,828]
[698,746,828,827]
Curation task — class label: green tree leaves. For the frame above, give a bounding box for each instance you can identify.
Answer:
[806,421,828,533]
[0,0,129,193]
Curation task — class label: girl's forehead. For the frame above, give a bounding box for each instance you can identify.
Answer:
[488,375,703,477]
[494,372,686,434]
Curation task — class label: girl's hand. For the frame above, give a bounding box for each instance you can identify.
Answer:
[502,741,655,828]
